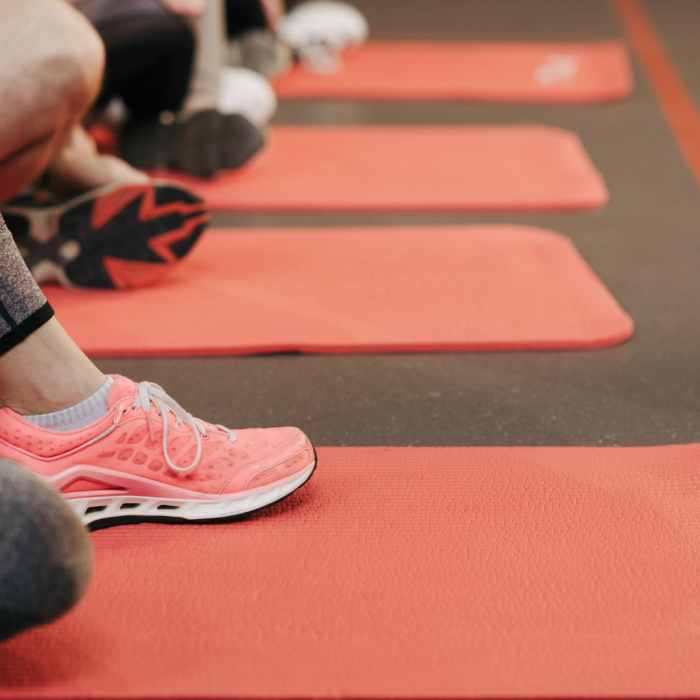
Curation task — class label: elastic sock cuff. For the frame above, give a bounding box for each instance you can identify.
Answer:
[0,302,55,357]
[25,376,115,432]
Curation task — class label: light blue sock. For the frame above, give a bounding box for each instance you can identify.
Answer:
[24,377,114,432]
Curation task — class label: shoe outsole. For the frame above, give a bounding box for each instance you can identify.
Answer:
[84,448,318,531]
[2,181,209,289]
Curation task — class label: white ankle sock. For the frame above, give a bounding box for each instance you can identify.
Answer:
[24,376,114,432]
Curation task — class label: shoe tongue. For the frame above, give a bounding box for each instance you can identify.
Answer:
[106,375,137,408]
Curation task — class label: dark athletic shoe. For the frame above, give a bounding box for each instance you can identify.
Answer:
[1,181,209,289]
[121,110,265,178]
[220,113,267,170]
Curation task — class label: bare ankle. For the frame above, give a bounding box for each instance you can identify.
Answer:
[3,376,107,416]
[0,318,106,416]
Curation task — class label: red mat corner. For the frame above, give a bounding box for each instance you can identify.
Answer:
[44,225,633,357]
[273,40,634,103]
[2,444,700,698]
[159,125,609,212]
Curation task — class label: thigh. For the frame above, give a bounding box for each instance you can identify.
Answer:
[0,0,101,161]
[0,0,103,199]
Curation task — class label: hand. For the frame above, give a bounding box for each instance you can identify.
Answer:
[157,0,206,17]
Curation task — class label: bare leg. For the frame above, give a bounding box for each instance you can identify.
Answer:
[0,0,103,200]
[0,0,146,202]
[45,125,148,196]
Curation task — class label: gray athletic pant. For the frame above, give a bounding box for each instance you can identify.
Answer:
[0,216,91,642]
[0,459,93,642]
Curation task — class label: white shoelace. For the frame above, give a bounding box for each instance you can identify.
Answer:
[129,382,235,474]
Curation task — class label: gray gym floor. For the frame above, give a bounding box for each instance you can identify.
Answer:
[96,0,700,448]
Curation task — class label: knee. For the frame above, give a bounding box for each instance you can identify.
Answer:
[0,459,93,642]
[41,3,106,116]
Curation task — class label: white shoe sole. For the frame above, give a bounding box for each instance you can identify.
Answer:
[65,462,316,528]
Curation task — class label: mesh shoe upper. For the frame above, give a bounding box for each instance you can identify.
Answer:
[0,376,313,498]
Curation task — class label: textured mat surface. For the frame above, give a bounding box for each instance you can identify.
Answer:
[2,444,700,698]
[159,125,608,212]
[45,225,632,357]
[273,40,634,102]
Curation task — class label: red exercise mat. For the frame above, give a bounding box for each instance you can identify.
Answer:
[273,40,634,102]
[2,444,700,698]
[159,125,608,212]
[44,225,632,357]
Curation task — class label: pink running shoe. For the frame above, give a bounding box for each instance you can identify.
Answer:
[0,376,316,528]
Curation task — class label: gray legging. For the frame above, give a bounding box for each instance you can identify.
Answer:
[0,217,92,641]
[0,458,93,642]
[0,216,54,356]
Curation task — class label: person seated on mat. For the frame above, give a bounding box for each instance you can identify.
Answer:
[77,0,271,179]
[0,0,208,290]
[82,0,366,178]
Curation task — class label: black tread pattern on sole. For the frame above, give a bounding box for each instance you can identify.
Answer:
[5,184,208,289]
[66,184,207,288]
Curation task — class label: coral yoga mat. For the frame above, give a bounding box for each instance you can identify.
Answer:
[44,225,633,357]
[160,125,608,212]
[2,445,700,698]
[273,40,634,102]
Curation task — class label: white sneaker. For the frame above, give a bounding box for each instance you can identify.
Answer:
[227,29,294,79]
[218,67,278,126]
[277,1,368,74]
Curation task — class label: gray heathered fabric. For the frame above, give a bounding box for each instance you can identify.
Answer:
[0,458,93,642]
[0,215,47,338]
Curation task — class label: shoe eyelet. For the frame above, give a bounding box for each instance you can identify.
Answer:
[202,433,209,440]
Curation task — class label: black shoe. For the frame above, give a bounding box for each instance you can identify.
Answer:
[121,110,265,178]
[2,181,209,289]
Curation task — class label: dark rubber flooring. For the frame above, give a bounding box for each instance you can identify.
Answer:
[96,0,700,447]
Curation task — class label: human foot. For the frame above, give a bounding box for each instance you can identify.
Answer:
[0,376,316,528]
[45,126,149,197]
[2,180,208,288]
